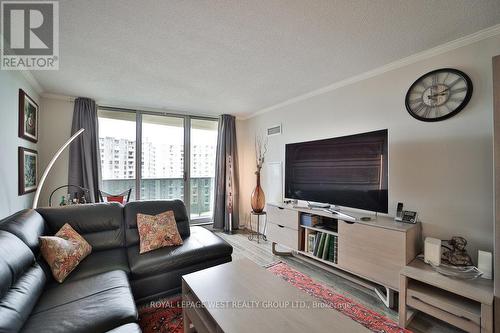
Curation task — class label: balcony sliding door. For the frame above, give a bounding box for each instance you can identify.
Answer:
[98,109,218,224]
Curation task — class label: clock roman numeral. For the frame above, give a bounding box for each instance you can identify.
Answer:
[449,97,464,103]
[432,74,438,87]
[448,77,463,89]
[450,87,467,94]
[422,80,432,90]
[442,72,450,84]
[412,103,425,114]
[423,107,432,118]
[435,107,442,118]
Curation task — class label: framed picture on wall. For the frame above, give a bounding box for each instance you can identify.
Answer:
[18,147,38,195]
[18,89,39,143]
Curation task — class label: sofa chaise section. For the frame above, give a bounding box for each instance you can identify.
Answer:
[124,200,233,301]
[0,209,138,333]
[22,270,137,333]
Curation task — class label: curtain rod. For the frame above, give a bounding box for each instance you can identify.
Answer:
[97,105,220,120]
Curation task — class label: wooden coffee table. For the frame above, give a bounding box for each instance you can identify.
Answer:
[182,258,370,333]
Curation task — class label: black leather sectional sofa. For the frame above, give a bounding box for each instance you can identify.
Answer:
[0,200,233,333]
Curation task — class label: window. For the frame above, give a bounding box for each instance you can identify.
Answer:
[141,114,185,201]
[98,109,218,224]
[98,110,137,200]
[190,119,218,221]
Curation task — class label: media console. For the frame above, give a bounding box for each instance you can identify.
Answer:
[266,202,421,308]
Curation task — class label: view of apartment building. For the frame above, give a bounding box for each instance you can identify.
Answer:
[99,133,217,219]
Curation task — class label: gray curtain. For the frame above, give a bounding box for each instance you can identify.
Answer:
[68,98,101,202]
[213,114,239,231]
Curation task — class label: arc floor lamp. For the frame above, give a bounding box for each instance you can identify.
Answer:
[32,128,85,209]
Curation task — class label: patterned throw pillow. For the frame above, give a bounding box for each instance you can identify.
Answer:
[137,210,183,254]
[39,223,92,283]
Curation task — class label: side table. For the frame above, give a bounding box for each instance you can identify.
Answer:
[399,259,493,333]
[248,211,267,243]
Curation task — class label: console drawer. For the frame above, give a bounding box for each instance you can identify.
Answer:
[338,220,405,289]
[407,292,480,333]
[267,222,298,250]
[267,205,298,230]
[407,281,481,326]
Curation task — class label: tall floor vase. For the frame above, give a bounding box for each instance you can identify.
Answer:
[251,172,265,213]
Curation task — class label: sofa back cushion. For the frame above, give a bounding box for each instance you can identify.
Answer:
[37,203,125,251]
[124,200,190,247]
[0,230,46,333]
[0,209,46,254]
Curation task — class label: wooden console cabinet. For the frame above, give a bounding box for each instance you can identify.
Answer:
[400,260,493,333]
[266,202,421,307]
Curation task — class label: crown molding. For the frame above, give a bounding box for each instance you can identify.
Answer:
[242,23,500,120]
[41,93,76,101]
[41,93,220,118]
[20,71,44,94]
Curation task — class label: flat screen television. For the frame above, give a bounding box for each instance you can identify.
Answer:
[285,129,388,213]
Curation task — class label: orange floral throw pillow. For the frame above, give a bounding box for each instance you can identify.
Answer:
[137,210,183,254]
[39,223,92,283]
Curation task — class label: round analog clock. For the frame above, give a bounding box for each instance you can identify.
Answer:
[405,68,473,122]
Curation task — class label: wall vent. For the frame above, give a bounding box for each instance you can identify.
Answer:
[267,124,282,136]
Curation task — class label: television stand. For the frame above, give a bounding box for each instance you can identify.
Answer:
[265,202,420,309]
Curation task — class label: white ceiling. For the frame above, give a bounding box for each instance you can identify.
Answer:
[33,0,500,117]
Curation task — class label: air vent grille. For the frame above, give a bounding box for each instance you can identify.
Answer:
[267,124,282,136]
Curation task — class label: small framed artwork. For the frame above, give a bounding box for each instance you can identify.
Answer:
[18,147,38,195]
[18,89,39,143]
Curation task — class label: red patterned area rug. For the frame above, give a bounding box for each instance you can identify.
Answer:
[138,261,412,333]
[139,296,183,333]
[267,262,412,333]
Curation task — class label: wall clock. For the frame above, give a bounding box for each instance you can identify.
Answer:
[405,68,473,122]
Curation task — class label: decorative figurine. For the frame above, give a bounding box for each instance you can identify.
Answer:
[441,236,473,266]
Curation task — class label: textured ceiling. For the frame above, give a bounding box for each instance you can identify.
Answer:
[33,0,500,117]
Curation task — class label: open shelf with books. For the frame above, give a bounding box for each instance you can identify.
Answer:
[297,250,340,268]
[299,213,338,265]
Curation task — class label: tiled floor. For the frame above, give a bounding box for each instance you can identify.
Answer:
[215,229,463,333]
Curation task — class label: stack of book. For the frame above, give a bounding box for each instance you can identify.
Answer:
[300,214,321,227]
[307,232,338,264]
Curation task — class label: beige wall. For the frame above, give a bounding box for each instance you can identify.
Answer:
[238,35,500,262]
[38,97,74,207]
[0,71,40,218]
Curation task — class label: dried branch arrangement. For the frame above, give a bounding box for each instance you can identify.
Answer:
[255,134,268,173]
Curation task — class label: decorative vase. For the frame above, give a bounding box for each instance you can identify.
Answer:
[251,171,265,213]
